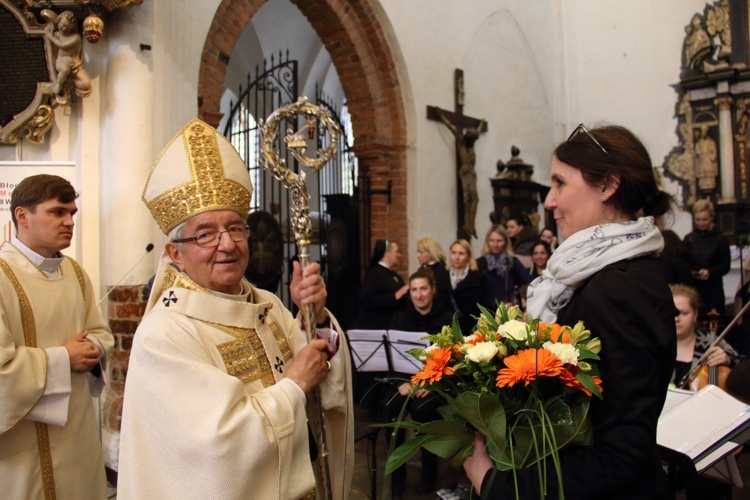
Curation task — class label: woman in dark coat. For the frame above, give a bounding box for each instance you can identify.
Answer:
[476,225,531,306]
[386,268,455,494]
[416,236,454,313]
[354,239,408,329]
[683,199,731,319]
[447,239,489,335]
[463,124,676,499]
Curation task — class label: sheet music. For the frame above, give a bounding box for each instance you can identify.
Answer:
[346,330,389,372]
[388,330,430,374]
[657,385,750,460]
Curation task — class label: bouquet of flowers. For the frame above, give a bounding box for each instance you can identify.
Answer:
[383,303,603,498]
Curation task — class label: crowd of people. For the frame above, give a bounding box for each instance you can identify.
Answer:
[4,118,749,500]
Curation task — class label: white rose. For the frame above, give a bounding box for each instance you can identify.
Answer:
[466,342,499,363]
[497,319,532,341]
[542,341,580,365]
[419,343,439,361]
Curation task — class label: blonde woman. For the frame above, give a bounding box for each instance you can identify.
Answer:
[446,239,488,334]
[475,225,531,305]
[416,237,453,312]
[683,199,730,318]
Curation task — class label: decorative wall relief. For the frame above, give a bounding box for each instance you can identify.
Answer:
[0,0,143,145]
[663,0,750,208]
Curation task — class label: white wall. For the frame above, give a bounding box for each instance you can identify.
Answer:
[1,0,716,294]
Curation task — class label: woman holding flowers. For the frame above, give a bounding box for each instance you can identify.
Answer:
[464,124,677,498]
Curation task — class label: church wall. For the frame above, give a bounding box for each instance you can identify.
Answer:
[378,0,707,269]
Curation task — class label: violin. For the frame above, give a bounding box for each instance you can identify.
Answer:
[680,306,745,391]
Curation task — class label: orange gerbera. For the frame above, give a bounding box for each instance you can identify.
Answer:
[464,332,486,345]
[411,346,455,387]
[496,348,563,388]
[539,322,570,343]
[559,366,603,397]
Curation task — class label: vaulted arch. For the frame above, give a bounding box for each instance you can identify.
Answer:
[197,0,409,261]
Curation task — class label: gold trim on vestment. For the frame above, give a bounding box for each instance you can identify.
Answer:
[269,322,292,362]
[215,328,273,385]
[0,259,57,500]
[66,257,86,298]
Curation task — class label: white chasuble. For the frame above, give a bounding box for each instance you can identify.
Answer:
[118,264,354,500]
[0,243,113,500]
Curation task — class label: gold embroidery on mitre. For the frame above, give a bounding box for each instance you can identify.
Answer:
[269,321,292,362]
[144,120,252,234]
[211,323,275,387]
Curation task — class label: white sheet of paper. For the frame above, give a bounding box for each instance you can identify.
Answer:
[346,330,389,372]
[657,385,750,460]
[387,330,430,375]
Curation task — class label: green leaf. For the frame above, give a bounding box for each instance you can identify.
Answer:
[451,313,464,340]
[577,349,600,361]
[450,392,507,453]
[420,419,473,438]
[423,434,471,458]
[450,443,475,468]
[374,420,423,431]
[385,434,432,475]
[576,372,603,399]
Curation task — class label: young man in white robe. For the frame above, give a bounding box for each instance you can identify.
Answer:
[117,118,354,500]
[0,174,114,499]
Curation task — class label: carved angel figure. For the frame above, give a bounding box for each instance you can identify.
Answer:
[45,11,92,97]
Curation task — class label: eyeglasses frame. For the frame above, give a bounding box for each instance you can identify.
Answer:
[171,224,250,248]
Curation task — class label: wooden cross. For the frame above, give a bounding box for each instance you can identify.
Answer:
[427,69,488,239]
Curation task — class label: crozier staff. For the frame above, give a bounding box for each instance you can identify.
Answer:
[464,124,676,498]
[117,118,354,500]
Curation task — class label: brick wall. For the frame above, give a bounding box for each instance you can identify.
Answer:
[101,285,148,434]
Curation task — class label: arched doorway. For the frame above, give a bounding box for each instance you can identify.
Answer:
[197,0,411,281]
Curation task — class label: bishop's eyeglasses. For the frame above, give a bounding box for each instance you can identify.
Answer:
[567,123,610,157]
[172,225,250,248]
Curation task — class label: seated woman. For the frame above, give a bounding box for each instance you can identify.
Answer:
[447,239,489,335]
[383,268,455,494]
[464,124,677,498]
[416,236,454,313]
[476,225,531,306]
[670,283,739,389]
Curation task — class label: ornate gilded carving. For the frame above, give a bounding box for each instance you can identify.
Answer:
[0,0,143,145]
[681,0,733,74]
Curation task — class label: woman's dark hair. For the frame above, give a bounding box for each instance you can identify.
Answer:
[409,267,436,287]
[531,239,552,258]
[554,125,672,219]
[660,229,685,257]
[506,214,530,227]
[369,239,388,268]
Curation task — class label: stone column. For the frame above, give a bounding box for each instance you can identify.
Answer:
[716,95,736,202]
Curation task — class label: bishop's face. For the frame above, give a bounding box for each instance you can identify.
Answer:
[166,210,249,294]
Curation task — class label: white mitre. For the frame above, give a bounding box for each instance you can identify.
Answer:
[143,118,253,234]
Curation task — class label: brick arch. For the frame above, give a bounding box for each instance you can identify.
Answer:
[197,0,410,272]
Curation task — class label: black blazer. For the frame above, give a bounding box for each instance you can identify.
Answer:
[482,257,676,499]
[451,270,490,335]
[355,264,406,329]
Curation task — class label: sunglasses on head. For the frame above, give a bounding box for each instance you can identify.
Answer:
[567,123,610,157]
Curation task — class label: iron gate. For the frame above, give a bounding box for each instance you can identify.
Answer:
[223,51,360,328]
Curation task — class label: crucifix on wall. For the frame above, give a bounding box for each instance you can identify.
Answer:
[427,69,488,239]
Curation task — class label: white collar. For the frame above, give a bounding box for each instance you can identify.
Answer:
[12,236,65,275]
